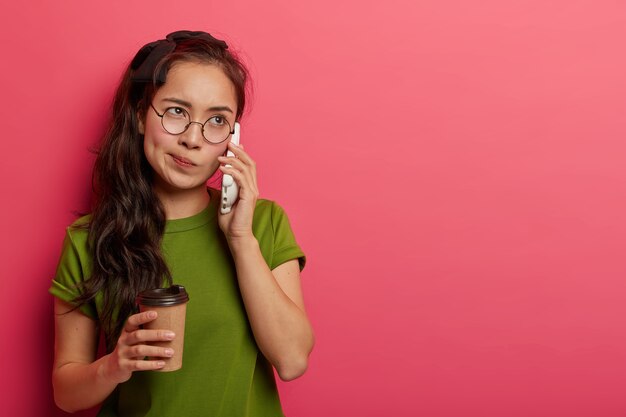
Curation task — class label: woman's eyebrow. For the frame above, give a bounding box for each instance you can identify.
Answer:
[162,97,233,113]
[162,97,192,107]
[208,106,233,114]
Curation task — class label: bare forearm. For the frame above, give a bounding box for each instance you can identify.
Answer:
[52,356,118,412]
[53,300,175,412]
[229,237,314,380]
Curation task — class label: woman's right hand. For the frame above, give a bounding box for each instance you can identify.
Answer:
[100,310,175,383]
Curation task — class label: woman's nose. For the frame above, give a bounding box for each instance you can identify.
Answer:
[178,122,205,148]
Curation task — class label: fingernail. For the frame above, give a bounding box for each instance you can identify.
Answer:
[156,361,166,367]
[164,348,174,357]
[165,332,175,340]
[147,311,157,319]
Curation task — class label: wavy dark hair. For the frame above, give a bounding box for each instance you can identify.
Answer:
[72,34,249,351]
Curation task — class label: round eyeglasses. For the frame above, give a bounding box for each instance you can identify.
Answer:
[150,104,234,144]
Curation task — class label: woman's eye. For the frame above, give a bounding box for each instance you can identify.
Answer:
[165,107,187,118]
[208,115,226,126]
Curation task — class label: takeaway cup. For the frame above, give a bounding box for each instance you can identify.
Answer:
[136,285,190,372]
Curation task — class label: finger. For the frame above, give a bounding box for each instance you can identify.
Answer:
[218,158,257,184]
[239,162,258,195]
[219,166,248,190]
[218,153,256,173]
[227,142,255,166]
[124,310,157,332]
[122,358,167,372]
[220,166,255,196]
[217,156,248,171]
[218,159,258,191]
[124,344,175,360]
[125,328,176,345]
[217,148,256,180]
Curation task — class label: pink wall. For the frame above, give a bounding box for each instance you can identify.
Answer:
[2,1,626,416]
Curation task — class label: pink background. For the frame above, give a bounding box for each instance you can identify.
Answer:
[2,1,626,416]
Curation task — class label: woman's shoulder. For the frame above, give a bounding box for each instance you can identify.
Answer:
[64,213,92,242]
[254,197,291,221]
[252,196,299,242]
[70,212,92,226]
[255,197,276,211]
[67,213,91,230]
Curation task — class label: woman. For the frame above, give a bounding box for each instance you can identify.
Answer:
[50,30,314,416]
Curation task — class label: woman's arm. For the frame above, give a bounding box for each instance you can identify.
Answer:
[52,298,117,412]
[52,299,175,412]
[218,142,314,381]
[228,241,315,381]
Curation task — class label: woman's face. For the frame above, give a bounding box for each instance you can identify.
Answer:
[140,61,238,196]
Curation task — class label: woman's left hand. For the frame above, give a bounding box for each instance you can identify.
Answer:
[217,141,259,241]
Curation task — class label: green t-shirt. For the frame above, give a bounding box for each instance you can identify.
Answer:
[50,189,306,417]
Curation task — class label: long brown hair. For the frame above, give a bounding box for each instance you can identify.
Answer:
[72,33,249,351]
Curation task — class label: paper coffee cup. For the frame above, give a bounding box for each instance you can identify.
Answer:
[136,285,190,372]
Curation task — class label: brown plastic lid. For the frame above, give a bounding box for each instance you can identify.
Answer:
[136,285,190,307]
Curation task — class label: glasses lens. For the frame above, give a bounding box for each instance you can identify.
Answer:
[203,116,232,144]
[161,108,189,134]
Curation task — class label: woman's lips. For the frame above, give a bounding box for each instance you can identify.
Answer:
[171,154,195,167]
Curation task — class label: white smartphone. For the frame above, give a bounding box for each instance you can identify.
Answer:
[220,122,240,214]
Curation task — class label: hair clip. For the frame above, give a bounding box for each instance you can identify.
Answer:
[130,30,229,83]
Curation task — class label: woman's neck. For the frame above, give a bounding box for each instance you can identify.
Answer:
[154,185,210,220]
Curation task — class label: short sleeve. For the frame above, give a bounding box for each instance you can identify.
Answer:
[49,226,97,319]
[269,201,306,271]
[252,199,306,271]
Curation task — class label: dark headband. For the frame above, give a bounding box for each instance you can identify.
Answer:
[130,30,228,83]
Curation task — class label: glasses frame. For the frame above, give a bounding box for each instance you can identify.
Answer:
[150,103,234,144]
